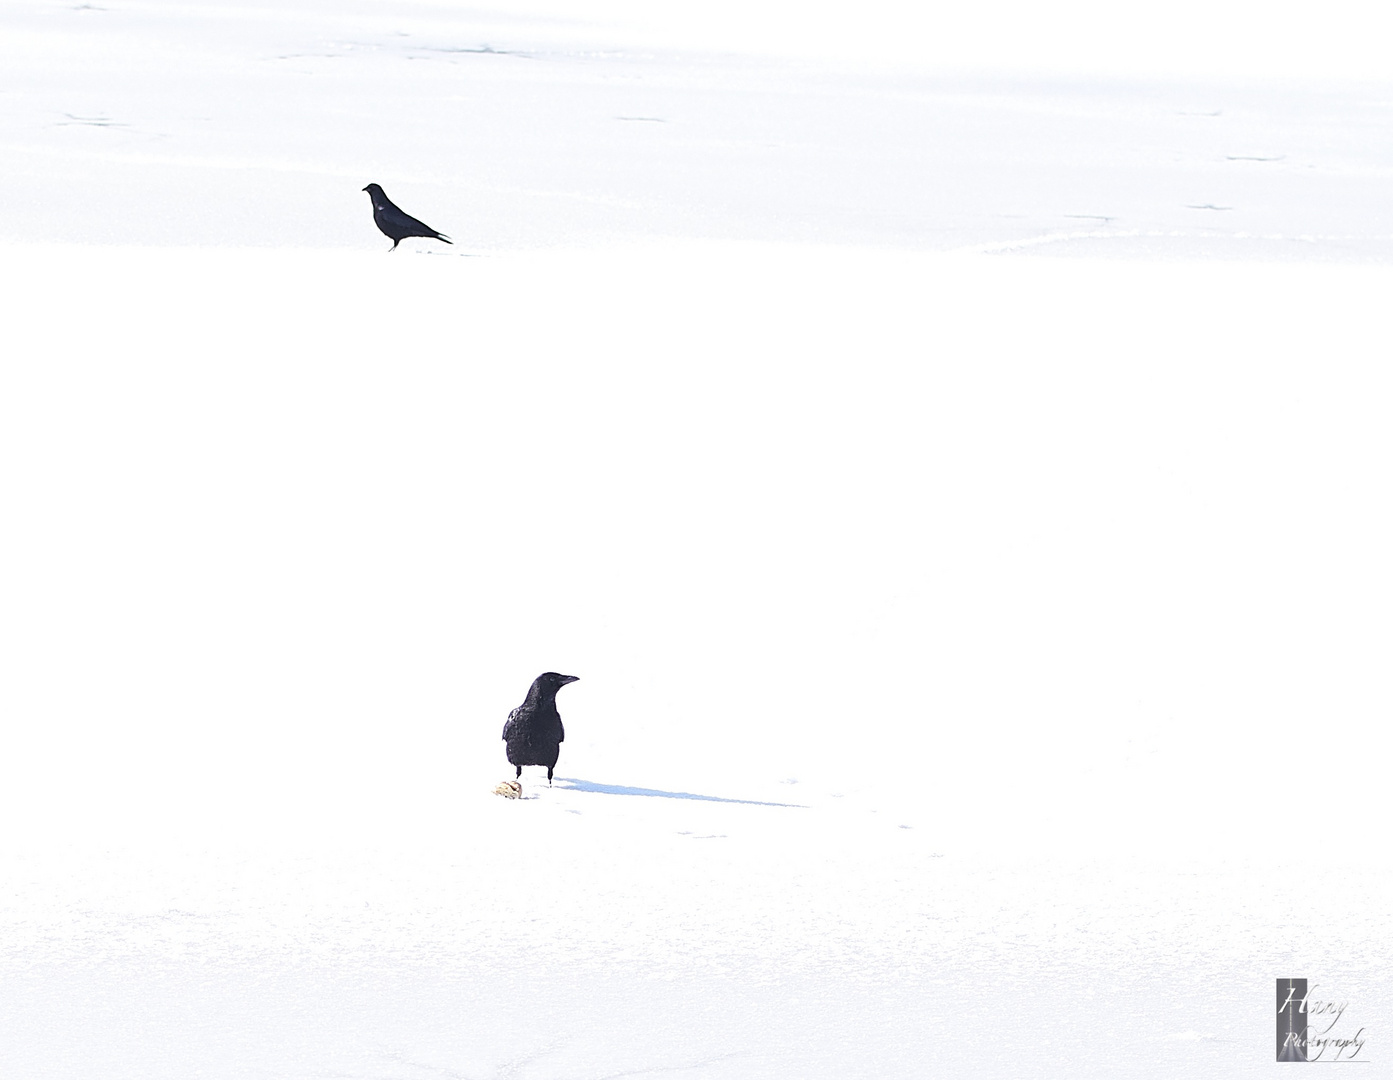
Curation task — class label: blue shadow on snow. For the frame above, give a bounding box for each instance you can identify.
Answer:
[557,778,805,809]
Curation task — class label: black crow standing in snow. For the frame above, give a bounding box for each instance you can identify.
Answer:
[361,183,452,251]
[503,673,578,784]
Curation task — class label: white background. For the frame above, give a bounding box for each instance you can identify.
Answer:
[1,1,1389,1076]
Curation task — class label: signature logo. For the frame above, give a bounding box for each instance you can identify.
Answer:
[1278,978,1367,1062]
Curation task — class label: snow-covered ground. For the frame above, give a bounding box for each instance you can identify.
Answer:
[5,0,1393,259]
[2,2,1391,1078]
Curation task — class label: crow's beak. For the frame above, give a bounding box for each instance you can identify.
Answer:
[561,675,580,685]
[361,186,369,192]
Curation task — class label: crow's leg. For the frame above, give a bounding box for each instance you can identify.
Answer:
[516,765,522,779]
[547,765,554,785]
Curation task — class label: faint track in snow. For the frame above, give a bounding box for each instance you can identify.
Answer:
[965,229,1143,254]
[56,113,128,128]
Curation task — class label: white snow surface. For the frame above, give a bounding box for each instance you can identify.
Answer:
[5,0,1393,259]
[2,3,1392,1079]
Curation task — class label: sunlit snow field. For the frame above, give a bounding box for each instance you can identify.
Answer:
[1,2,1391,1078]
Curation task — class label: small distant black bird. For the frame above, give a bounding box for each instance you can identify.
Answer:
[503,672,578,784]
[361,183,452,251]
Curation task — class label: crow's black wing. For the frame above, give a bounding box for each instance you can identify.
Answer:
[381,204,450,242]
[502,706,520,741]
[557,718,564,743]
